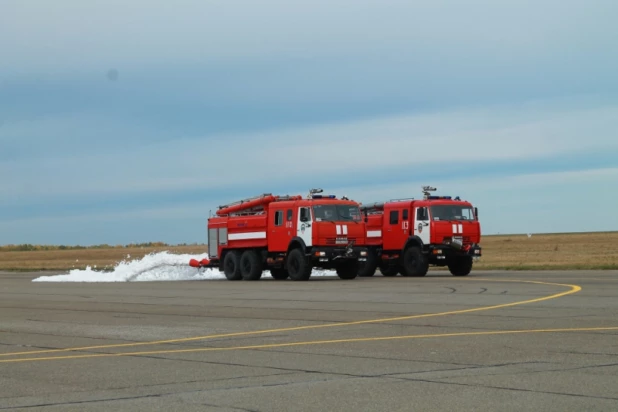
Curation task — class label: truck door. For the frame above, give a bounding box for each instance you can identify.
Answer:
[384,208,407,250]
[414,206,431,245]
[269,207,293,252]
[297,206,313,247]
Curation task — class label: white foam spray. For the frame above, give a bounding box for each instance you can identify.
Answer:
[32,251,335,282]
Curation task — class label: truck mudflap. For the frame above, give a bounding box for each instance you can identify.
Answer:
[308,246,368,266]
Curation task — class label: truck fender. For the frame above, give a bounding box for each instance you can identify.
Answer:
[402,236,424,254]
[287,237,308,253]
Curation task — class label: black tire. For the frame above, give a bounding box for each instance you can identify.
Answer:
[357,249,378,277]
[286,248,312,281]
[240,250,263,281]
[448,256,473,276]
[223,251,242,281]
[336,260,359,280]
[379,263,399,277]
[269,267,289,280]
[401,246,429,277]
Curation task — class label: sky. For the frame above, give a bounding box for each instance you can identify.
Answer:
[1,0,618,245]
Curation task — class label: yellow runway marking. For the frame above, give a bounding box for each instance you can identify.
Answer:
[2,326,616,364]
[0,279,580,358]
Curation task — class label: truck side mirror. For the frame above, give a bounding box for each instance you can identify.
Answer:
[474,207,478,220]
[300,208,310,222]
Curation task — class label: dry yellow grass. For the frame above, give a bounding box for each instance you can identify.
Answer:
[0,245,207,271]
[471,231,618,270]
[1,232,617,271]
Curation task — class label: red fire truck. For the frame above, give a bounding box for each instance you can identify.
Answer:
[189,189,368,281]
[357,186,482,277]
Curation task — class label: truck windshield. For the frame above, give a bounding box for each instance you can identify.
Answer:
[431,205,475,221]
[313,204,362,222]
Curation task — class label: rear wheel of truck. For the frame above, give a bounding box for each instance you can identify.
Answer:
[240,250,263,280]
[401,246,429,277]
[223,251,242,280]
[379,263,399,277]
[357,249,378,277]
[269,267,289,280]
[337,260,359,280]
[448,256,473,276]
[286,248,312,281]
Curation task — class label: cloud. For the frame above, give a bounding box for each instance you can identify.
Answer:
[2,0,617,74]
[2,97,617,201]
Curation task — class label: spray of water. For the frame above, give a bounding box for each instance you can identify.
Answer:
[31,251,335,282]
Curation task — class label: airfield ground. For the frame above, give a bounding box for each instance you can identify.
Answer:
[1,269,617,411]
[1,233,617,410]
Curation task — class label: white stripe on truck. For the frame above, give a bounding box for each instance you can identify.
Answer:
[228,231,267,240]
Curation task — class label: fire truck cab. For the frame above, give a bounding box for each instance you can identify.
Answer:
[193,189,368,281]
[358,186,482,277]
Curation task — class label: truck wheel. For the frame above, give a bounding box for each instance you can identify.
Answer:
[357,249,377,277]
[269,267,289,280]
[337,260,359,280]
[240,250,263,281]
[379,263,399,277]
[401,246,429,277]
[448,256,473,276]
[286,248,312,281]
[223,251,242,280]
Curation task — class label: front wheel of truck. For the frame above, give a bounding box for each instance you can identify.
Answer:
[448,256,473,276]
[286,248,312,281]
[357,249,378,277]
[337,260,359,280]
[401,246,429,277]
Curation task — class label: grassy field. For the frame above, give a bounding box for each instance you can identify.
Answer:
[0,245,208,272]
[1,232,618,271]
[470,231,618,270]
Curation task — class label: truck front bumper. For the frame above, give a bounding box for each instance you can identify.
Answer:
[429,242,482,262]
[308,246,368,267]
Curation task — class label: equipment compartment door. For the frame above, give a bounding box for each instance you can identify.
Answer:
[297,207,313,247]
[414,206,431,245]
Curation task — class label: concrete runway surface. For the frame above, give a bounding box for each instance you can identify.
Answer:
[1,270,617,411]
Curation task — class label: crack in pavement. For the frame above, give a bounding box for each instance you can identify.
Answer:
[391,376,618,401]
[0,372,297,403]
[198,402,260,412]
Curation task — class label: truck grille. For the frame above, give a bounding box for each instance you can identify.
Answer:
[325,237,357,245]
[443,236,472,244]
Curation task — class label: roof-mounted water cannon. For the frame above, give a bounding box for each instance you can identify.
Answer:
[422,185,456,201]
[308,188,337,199]
[308,188,323,198]
[422,186,437,200]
